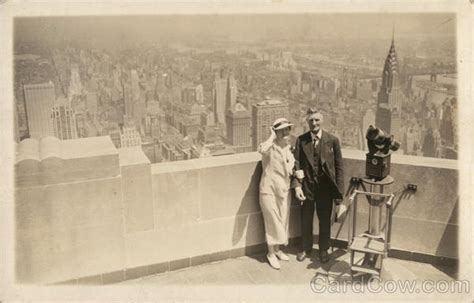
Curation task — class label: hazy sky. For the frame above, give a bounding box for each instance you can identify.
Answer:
[14,13,455,47]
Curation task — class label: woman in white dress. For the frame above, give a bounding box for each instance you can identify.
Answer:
[258,118,298,270]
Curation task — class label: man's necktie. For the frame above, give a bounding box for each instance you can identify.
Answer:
[313,137,319,148]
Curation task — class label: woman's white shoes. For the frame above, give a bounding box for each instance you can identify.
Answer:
[267,251,290,269]
[266,253,281,270]
[275,250,290,261]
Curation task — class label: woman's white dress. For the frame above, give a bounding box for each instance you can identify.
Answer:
[258,142,295,246]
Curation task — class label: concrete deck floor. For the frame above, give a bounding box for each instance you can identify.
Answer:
[120,246,457,286]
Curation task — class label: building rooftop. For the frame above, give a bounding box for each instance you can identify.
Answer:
[16,136,118,163]
[254,99,284,106]
[120,246,457,287]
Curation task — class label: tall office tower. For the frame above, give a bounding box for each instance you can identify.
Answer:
[23,82,56,139]
[195,84,204,104]
[133,98,147,126]
[123,83,133,117]
[51,104,78,140]
[225,74,237,111]
[182,87,197,104]
[252,99,289,151]
[212,74,228,124]
[86,91,98,118]
[375,32,404,134]
[68,64,82,100]
[226,102,252,153]
[130,69,140,103]
[440,98,456,146]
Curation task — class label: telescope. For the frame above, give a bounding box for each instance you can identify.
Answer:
[365,125,400,180]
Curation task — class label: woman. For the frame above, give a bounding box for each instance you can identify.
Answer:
[258,117,297,270]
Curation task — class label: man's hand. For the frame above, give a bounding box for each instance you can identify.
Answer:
[334,202,348,222]
[295,187,306,204]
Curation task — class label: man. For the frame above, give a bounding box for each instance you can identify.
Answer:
[292,108,344,263]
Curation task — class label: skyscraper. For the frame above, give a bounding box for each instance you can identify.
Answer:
[182,87,197,104]
[226,102,252,153]
[252,99,289,151]
[212,74,228,124]
[68,64,82,101]
[195,84,204,104]
[225,74,237,112]
[23,82,56,139]
[123,83,133,117]
[51,104,78,140]
[375,32,404,134]
[86,91,98,118]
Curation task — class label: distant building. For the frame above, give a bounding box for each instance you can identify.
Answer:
[197,126,220,144]
[375,34,404,134]
[181,84,204,105]
[226,102,252,153]
[86,91,98,118]
[226,74,237,112]
[130,69,140,102]
[213,73,237,124]
[161,142,185,162]
[201,110,216,127]
[120,126,142,148]
[109,129,122,148]
[422,128,436,157]
[403,127,420,155]
[68,64,82,101]
[23,82,56,139]
[141,138,161,163]
[51,103,78,140]
[252,99,289,151]
[123,84,133,117]
[212,74,228,124]
[439,97,456,146]
[195,84,204,104]
[182,87,197,104]
[132,98,147,126]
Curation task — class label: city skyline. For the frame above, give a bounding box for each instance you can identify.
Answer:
[13,13,458,161]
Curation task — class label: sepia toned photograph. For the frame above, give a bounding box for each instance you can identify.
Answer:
[1,0,473,301]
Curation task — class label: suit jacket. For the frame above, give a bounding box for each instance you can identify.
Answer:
[291,130,344,201]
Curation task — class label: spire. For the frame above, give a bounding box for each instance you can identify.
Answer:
[391,25,395,45]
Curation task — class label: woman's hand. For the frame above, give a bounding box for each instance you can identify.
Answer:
[269,127,277,140]
[295,187,306,205]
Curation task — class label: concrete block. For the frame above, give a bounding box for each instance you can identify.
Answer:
[74,217,126,278]
[121,163,154,233]
[152,170,200,229]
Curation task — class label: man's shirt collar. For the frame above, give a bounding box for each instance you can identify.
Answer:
[310,129,322,141]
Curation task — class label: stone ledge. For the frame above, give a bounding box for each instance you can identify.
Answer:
[151,148,458,176]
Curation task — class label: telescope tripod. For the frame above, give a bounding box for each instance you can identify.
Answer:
[346,176,395,279]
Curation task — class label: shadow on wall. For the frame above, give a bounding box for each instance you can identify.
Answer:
[231,161,264,247]
[436,196,458,257]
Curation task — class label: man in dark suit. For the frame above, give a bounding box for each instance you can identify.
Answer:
[292,108,344,263]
